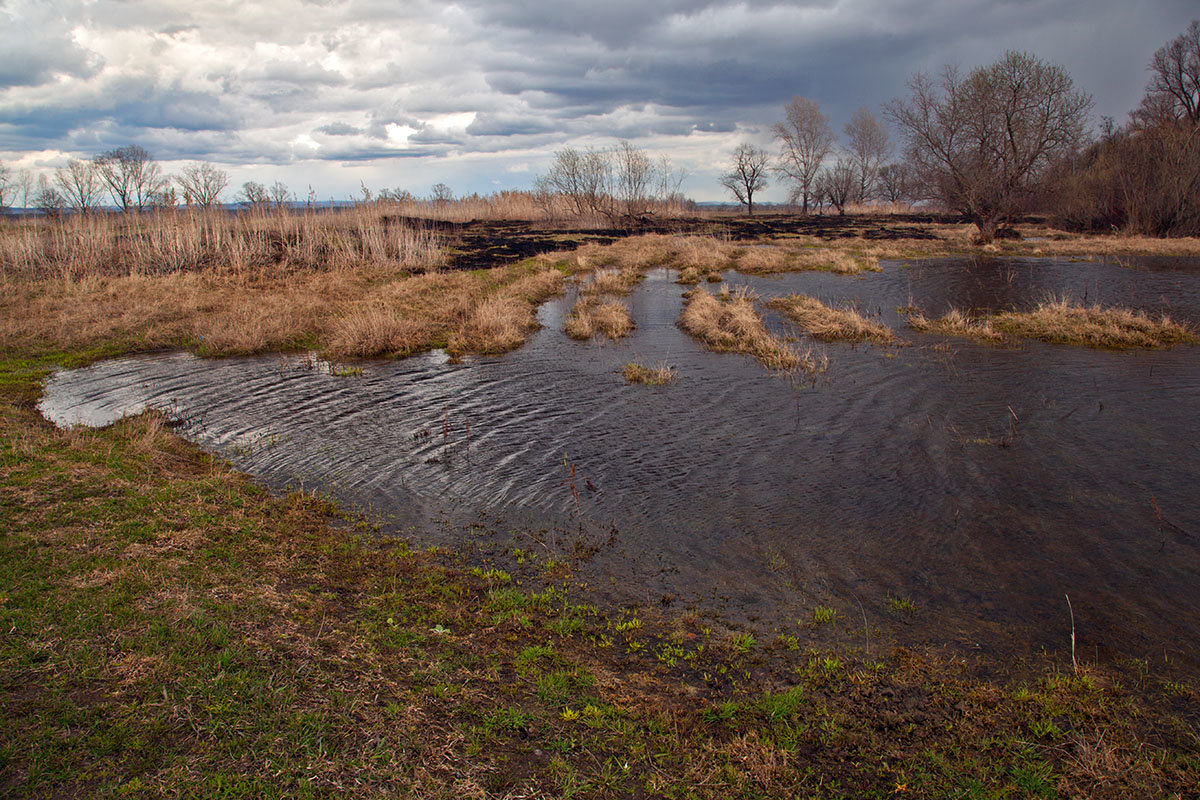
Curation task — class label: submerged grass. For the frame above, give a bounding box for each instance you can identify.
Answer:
[769,294,897,345]
[905,299,1196,349]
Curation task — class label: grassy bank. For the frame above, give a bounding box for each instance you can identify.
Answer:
[1,354,1197,798]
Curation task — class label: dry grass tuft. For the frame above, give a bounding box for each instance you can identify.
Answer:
[679,285,817,374]
[622,361,676,385]
[905,299,1196,349]
[581,268,642,297]
[565,297,634,341]
[993,298,1197,349]
[904,307,1007,344]
[769,295,896,344]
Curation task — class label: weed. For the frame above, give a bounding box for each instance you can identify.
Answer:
[887,594,916,614]
[812,606,837,625]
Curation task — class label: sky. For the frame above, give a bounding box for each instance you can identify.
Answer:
[1,0,1196,203]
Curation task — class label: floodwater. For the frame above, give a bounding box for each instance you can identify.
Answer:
[40,256,1200,666]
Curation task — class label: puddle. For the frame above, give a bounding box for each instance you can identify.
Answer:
[40,257,1200,665]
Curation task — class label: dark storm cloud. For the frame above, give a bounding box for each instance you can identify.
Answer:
[1,0,1197,197]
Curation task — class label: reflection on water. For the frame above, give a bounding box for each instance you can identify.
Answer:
[40,257,1200,665]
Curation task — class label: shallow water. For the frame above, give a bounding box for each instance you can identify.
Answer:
[40,256,1200,665]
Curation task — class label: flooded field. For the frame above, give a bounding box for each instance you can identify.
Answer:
[41,256,1200,667]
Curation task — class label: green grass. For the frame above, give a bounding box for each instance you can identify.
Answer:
[1,351,1197,798]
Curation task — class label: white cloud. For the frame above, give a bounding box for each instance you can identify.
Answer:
[0,0,1196,201]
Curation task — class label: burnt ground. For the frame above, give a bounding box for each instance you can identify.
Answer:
[388,213,966,271]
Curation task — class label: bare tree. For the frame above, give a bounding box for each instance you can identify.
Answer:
[535,146,612,218]
[236,181,270,209]
[887,51,1092,243]
[176,162,229,207]
[55,159,104,213]
[817,159,857,215]
[844,107,892,203]
[877,162,916,204]
[94,145,167,212]
[773,97,834,214]
[430,182,454,204]
[1142,19,1200,125]
[720,144,771,215]
[34,174,64,217]
[16,168,34,212]
[268,180,292,208]
[0,160,12,213]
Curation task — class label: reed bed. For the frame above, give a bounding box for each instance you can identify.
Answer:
[904,299,1196,349]
[768,295,897,344]
[679,285,827,378]
[0,205,443,283]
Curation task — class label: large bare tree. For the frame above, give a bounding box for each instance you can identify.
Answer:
[176,162,229,207]
[887,51,1092,243]
[55,159,104,213]
[844,107,892,203]
[773,97,834,213]
[94,145,167,212]
[720,144,771,215]
[1142,19,1200,125]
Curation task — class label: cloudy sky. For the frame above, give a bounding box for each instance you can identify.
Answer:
[1,0,1196,202]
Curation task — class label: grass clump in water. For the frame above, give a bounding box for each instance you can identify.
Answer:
[905,298,1196,349]
[993,298,1197,349]
[565,297,634,341]
[904,307,1005,344]
[679,285,827,379]
[769,294,896,345]
[622,361,676,385]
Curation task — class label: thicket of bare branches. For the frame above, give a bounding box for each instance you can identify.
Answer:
[534,141,684,226]
[1049,20,1200,237]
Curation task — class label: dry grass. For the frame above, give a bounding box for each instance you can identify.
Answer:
[904,299,1196,349]
[679,285,825,376]
[904,307,1006,344]
[581,268,642,296]
[735,245,879,275]
[564,297,634,341]
[768,295,897,344]
[993,298,1197,349]
[622,361,676,385]
[0,248,565,359]
[0,206,442,282]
